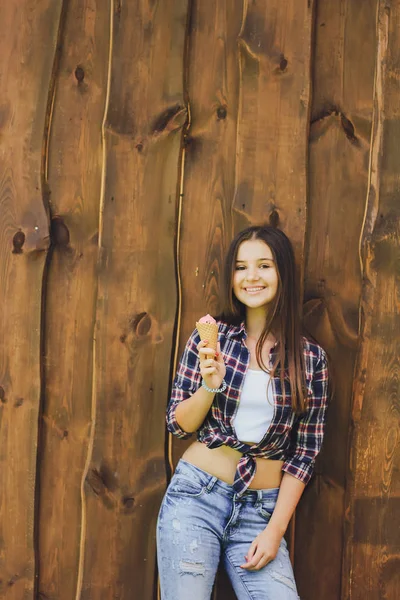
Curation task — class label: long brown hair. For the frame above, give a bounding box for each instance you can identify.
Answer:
[218,225,307,414]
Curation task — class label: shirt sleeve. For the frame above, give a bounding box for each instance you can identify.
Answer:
[282,348,329,485]
[166,328,202,439]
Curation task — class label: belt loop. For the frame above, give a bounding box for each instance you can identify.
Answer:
[256,490,262,506]
[205,476,218,492]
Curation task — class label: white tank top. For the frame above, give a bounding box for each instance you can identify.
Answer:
[233,369,274,444]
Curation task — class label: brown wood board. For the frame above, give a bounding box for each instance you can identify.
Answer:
[170,1,314,598]
[344,2,400,598]
[169,0,243,470]
[169,2,244,596]
[79,2,189,598]
[0,2,62,597]
[296,1,378,598]
[230,1,314,595]
[36,1,110,598]
[232,0,313,255]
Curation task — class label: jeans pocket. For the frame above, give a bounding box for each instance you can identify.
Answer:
[167,474,206,498]
[256,502,273,521]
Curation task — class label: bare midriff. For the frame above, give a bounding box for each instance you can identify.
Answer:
[182,440,284,490]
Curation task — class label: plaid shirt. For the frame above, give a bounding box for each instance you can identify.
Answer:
[167,320,329,496]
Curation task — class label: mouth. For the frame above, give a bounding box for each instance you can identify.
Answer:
[244,286,265,294]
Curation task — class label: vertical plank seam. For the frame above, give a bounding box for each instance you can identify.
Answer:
[232,0,247,236]
[162,3,193,599]
[166,0,193,476]
[74,1,114,598]
[344,2,388,598]
[35,1,70,596]
[358,2,386,287]
[291,0,317,571]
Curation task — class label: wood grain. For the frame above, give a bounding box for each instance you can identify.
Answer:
[295,1,378,598]
[233,0,313,257]
[169,2,244,596]
[171,1,314,597]
[36,2,110,598]
[0,2,62,598]
[169,0,243,470]
[0,3,398,599]
[345,2,400,598]
[234,1,314,595]
[79,2,189,598]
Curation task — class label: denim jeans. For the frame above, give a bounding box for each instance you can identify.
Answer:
[157,459,299,600]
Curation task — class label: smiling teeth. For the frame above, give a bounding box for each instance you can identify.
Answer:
[246,287,264,292]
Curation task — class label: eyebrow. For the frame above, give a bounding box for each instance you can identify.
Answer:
[235,258,274,263]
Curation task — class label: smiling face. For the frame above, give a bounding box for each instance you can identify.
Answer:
[232,239,279,314]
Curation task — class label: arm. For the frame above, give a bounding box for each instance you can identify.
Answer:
[241,474,305,570]
[242,348,330,571]
[175,385,216,433]
[167,330,226,437]
[266,472,305,538]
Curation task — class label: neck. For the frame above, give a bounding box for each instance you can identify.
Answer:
[245,307,277,341]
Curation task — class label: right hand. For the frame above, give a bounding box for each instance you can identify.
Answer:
[197,340,226,391]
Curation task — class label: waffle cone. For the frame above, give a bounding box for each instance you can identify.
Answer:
[196,322,218,351]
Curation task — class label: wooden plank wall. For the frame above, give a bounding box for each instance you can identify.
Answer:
[0,2,62,597]
[296,2,378,599]
[343,1,400,598]
[0,1,398,599]
[37,2,110,598]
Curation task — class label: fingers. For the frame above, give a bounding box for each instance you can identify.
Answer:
[196,340,208,351]
[240,550,271,570]
[240,542,274,571]
[202,358,217,368]
[201,365,217,375]
[197,340,217,360]
[240,541,256,569]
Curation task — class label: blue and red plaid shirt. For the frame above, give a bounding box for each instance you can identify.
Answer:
[167,320,329,496]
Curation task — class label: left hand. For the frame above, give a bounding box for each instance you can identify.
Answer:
[240,526,282,571]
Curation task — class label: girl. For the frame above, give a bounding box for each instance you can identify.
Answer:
[157,225,329,599]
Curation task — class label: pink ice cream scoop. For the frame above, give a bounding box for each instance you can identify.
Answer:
[196,314,218,352]
[198,314,217,325]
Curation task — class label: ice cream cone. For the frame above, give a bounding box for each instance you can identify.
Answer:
[196,322,218,352]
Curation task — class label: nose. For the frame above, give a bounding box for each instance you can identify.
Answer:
[246,267,259,281]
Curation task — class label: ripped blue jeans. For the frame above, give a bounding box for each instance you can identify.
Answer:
[156,459,299,600]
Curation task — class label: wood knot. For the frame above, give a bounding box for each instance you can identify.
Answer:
[121,495,135,513]
[216,106,227,120]
[7,574,19,587]
[340,114,358,145]
[152,104,185,133]
[14,398,24,408]
[269,210,280,228]
[86,469,105,495]
[0,386,6,403]
[130,312,152,336]
[51,216,70,246]
[75,66,85,83]
[12,230,25,253]
[279,56,288,71]
[86,462,119,509]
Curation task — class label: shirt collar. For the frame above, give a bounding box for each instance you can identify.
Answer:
[225,321,246,339]
[225,321,279,349]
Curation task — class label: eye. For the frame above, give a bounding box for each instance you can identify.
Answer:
[260,264,270,269]
[235,265,246,270]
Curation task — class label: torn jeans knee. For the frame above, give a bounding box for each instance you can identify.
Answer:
[179,560,206,577]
